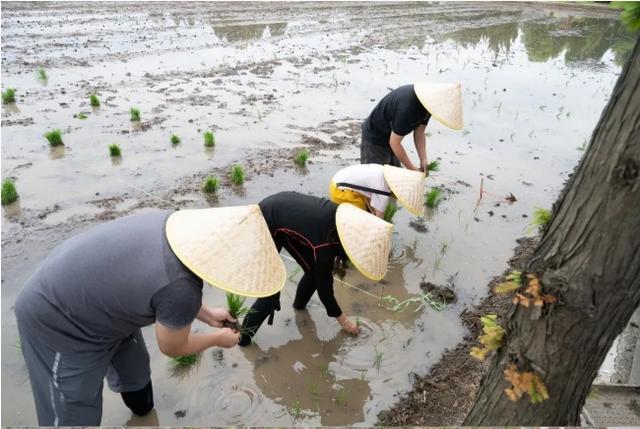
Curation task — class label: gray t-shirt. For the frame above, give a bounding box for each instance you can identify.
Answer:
[15,210,202,352]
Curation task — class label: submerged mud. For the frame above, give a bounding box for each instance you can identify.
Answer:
[1,1,632,426]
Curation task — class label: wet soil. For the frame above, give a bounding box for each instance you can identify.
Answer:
[378,236,538,425]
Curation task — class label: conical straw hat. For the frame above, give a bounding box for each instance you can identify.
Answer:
[414,82,463,130]
[165,205,286,298]
[382,165,425,217]
[335,203,393,281]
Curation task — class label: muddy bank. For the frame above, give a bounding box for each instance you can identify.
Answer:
[378,236,538,426]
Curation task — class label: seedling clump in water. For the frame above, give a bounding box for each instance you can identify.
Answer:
[37,68,48,81]
[171,134,181,146]
[202,176,218,194]
[427,160,440,172]
[383,203,401,223]
[90,94,100,107]
[130,107,141,122]
[1,179,19,206]
[2,88,16,104]
[108,144,121,157]
[204,131,215,147]
[230,165,245,186]
[293,149,310,167]
[44,129,64,146]
[425,188,442,208]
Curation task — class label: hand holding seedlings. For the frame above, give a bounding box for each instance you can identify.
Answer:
[337,313,360,335]
[197,305,236,328]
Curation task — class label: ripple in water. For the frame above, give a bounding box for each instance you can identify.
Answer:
[388,240,421,269]
[213,383,264,425]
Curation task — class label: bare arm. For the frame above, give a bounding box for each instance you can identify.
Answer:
[155,322,239,357]
[413,124,427,172]
[389,131,418,170]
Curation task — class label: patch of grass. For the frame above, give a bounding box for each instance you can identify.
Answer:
[288,399,302,422]
[427,160,440,172]
[130,107,141,122]
[203,131,215,147]
[226,292,251,319]
[169,353,200,369]
[230,164,245,186]
[89,94,100,107]
[532,207,551,228]
[425,188,442,208]
[1,179,19,206]
[293,149,310,167]
[202,176,218,194]
[383,203,401,223]
[170,134,181,145]
[44,129,64,147]
[108,144,121,157]
[36,68,48,81]
[2,88,16,104]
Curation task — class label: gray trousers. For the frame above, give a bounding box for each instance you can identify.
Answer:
[18,325,151,426]
[360,131,401,167]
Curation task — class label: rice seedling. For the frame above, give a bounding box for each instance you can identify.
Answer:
[130,107,141,122]
[230,165,245,186]
[532,207,551,228]
[425,188,442,208]
[203,131,215,147]
[44,129,64,146]
[89,94,100,107]
[373,346,384,371]
[169,353,200,370]
[307,379,320,398]
[334,387,347,406]
[426,160,440,172]
[293,149,310,167]
[226,292,251,320]
[202,176,218,194]
[36,68,48,81]
[355,315,361,328]
[383,203,401,223]
[108,144,121,157]
[288,399,302,421]
[77,112,88,120]
[440,241,449,255]
[1,179,19,206]
[2,88,16,104]
[170,134,181,145]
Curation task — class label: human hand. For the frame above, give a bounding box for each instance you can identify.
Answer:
[201,306,236,328]
[338,316,360,335]
[215,327,241,348]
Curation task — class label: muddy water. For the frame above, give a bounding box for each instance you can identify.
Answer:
[1,2,634,426]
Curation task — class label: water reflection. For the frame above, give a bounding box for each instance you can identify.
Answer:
[212,22,287,42]
[443,16,635,65]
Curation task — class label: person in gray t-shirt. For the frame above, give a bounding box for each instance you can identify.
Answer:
[15,210,241,426]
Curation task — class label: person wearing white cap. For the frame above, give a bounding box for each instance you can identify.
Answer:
[239,191,393,345]
[329,163,426,218]
[360,82,463,172]
[14,207,286,426]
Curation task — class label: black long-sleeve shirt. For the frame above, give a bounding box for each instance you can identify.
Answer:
[259,192,343,317]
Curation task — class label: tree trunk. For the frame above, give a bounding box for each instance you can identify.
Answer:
[464,37,640,425]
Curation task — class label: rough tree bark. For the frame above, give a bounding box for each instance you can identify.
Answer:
[464,37,640,425]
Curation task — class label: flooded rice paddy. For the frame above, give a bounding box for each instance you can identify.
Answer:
[1,2,635,425]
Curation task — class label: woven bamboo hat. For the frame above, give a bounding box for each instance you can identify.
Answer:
[382,165,425,217]
[335,203,393,281]
[165,205,286,298]
[414,82,463,130]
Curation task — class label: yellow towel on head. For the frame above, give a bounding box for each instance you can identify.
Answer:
[329,181,368,211]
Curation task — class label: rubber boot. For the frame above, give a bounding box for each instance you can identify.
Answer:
[121,381,154,416]
[239,294,280,346]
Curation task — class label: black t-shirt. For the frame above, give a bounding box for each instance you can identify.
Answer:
[362,84,431,146]
[259,192,344,317]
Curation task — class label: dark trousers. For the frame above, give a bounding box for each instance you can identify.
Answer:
[360,130,401,167]
[240,272,317,346]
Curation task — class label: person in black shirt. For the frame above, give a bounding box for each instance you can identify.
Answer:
[361,82,463,172]
[239,192,393,345]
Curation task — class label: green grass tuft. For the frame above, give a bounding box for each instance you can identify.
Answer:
[169,353,200,369]
[108,144,121,157]
[532,207,551,227]
[427,160,440,172]
[230,165,245,186]
[203,131,215,147]
[2,88,16,104]
[170,134,181,145]
[77,112,88,120]
[130,107,141,122]
[44,129,64,147]
[383,203,401,223]
[202,176,218,194]
[293,149,310,167]
[425,188,442,208]
[1,179,19,206]
[90,94,100,107]
[36,68,48,81]
[226,292,251,319]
